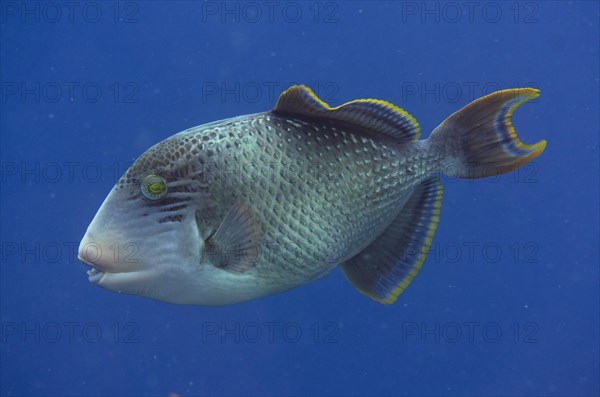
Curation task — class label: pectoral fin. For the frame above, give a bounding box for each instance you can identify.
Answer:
[341,177,443,304]
[205,201,263,274]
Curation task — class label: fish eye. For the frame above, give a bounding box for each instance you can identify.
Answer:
[141,174,167,201]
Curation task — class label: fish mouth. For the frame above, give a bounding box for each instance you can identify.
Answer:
[87,267,105,284]
[78,254,106,284]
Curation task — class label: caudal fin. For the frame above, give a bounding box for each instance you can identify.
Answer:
[429,88,547,179]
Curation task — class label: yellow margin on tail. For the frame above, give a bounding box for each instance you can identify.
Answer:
[502,88,547,169]
[379,179,444,305]
[288,85,422,141]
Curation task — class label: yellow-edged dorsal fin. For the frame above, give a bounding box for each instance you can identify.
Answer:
[273,85,421,143]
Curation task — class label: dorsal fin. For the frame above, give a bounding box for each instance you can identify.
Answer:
[273,85,421,143]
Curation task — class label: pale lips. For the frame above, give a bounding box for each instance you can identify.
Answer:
[78,254,105,284]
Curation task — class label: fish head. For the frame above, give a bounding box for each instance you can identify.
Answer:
[78,133,216,303]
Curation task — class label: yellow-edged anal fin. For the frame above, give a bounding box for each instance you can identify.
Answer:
[274,85,421,143]
[341,177,443,304]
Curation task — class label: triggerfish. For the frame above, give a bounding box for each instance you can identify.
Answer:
[78,85,546,305]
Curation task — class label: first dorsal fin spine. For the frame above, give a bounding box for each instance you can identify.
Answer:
[296,84,330,109]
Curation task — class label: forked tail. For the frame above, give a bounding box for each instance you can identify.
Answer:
[429,88,547,179]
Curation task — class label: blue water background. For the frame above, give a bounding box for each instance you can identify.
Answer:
[1,1,598,396]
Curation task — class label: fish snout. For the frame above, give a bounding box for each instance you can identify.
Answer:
[78,230,133,274]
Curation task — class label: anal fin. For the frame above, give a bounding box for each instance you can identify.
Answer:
[341,177,443,304]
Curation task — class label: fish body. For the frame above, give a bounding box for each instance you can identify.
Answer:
[78,86,546,305]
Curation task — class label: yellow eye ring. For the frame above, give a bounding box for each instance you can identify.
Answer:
[141,174,167,200]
